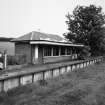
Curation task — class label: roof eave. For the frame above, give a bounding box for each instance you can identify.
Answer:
[30,40,84,47]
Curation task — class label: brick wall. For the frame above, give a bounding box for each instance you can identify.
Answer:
[43,55,73,63]
[15,43,31,63]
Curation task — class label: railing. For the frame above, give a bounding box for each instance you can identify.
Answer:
[0,56,103,92]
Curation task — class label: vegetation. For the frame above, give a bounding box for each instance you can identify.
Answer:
[0,61,105,105]
[64,5,105,56]
[0,37,13,41]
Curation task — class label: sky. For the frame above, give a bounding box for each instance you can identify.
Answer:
[0,0,105,38]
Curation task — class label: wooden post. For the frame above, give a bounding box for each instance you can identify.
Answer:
[3,50,7,69]
[71,65,72,71]
[51,69,53,78]
[42,71,45,80]
[18,76,21,86]
[65,66,67,72]
[32,73,34,83]
[59,67,61,75]
[1,80,4,92]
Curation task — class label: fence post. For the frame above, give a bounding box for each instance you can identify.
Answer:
[1,80,4,92]
[42,71,45,80]
[65,66,67,72]
[3,50,7,69]
[59,67,61,75]
[18,76,21,86]
[71,65,73,71]
[32,73,34,83]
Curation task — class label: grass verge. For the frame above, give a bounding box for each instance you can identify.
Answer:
[0,61,105,105]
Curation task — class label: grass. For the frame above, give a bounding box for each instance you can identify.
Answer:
[0,61,105,105]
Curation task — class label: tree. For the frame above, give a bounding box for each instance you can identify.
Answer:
[64,5,105,56]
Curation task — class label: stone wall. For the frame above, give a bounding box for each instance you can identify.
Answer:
[0,57,103,92]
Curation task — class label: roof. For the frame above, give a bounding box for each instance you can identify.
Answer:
[11,31,84,47]
[12,31,71,43]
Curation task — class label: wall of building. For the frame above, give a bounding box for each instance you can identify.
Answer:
[43,54,78,64]
[15,43,31,63]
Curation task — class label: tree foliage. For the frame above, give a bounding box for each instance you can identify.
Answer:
[64,5,105,56]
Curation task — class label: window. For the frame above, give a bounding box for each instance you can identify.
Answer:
[72,48,76,54]
[43,47,51,56]
[53,47,59,56]
[67,48,71,55]
[61,47,65,55]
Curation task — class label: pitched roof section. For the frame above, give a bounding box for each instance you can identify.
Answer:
[12,31,71,43]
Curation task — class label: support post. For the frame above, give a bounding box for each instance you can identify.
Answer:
[51,47,53,56]
[34,45,38,64]
[59,46,61,56]
[65,47,67,55]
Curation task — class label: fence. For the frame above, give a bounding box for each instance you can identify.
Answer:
[0,56,103,92]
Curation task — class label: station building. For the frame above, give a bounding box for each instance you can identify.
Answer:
[12,31,84,64]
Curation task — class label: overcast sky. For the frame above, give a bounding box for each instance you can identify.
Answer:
[0,0,105,38]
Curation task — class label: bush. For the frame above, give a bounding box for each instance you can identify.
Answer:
[78,46,91,60]
[7,54,26,65]
[38,80,48,86]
